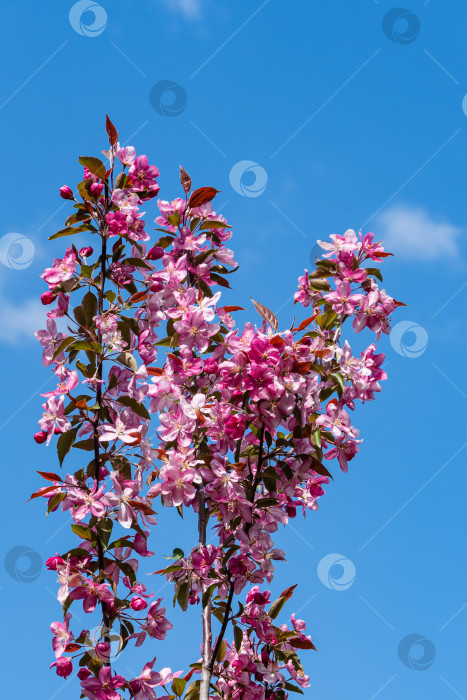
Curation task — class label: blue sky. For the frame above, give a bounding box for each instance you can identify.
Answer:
[1,1,467,698]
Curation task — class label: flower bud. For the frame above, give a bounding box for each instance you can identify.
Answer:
[50,657,73,678]
[34,431,48,444]
[79,246,93,258]
[131,596,148,611]
[95,641,111,661]
[146,246,164,260]
[41,291,56,305]
[77,668,91,681]
[45,555,64,570]
[53,426,62,435]
[204,357,219,374]
[59,186,73,200]
[91,182,104,197]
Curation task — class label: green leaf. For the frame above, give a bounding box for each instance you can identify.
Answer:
[199,220,231,230]
[331,372,345,397]
[366,267,383,282]
[284,682,304,694]
[310,456,333,479]
[171,678,187,697]
[70,340,102,353]
[117,396,150,420]
[311,427,321,449]
[202,583,217,609]
[234,624,243,651]
[57,427,78,467]
[71,523,93,541]
[123,257,152,270]
[79,156,107,180]
[82,291,98,324]
[164,547,184,560]
[210,272,231,289]
[52,336,75,360]
[269,595,288,620]
[77,179,93,201]
[117,352,138,373]
[73,438,96,451]
[49,223,96,241]
[177,581,190,611]
[95,517,113,549]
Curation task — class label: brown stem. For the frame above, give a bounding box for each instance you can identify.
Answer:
[201,425,266,697]
[199,488,212,700]
[92,189,111,659]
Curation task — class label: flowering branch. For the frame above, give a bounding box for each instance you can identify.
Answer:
[33,117,402,700]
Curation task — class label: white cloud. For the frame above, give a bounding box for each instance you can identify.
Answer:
[156,0,201,19]
[0,295,47,344]
[375,205,463,261]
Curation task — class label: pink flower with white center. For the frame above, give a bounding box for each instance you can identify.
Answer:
[80,666,126,700]
[324,435,361,472]
[134,599,173,646]
[129,155,160,192]
[215,245,237,267]
[102,472,139,529]
[115,143,136,166]
[158,406,195,447]
[156,198,186,232]
[324,280,360,315]
[67,481,106,522]
[50,612,73,658]
[35,318,67,367]
[70,579,114,613]
[191,545,219,576]
[41,247,77,289]
[38,396,71,444]
[359,231,386,260]
[174,226,207,252]
[106,210,128,237]
[180,393,213,425]
[41,369,79,398]
[94,313,118,334]
[316,402,356,438]
[129,657,182,700]
[174,309,220,353]
[317,229,360,258]
[294,269,315,308]
[107,365,132,397]
[152,464,197,507]
[99,417,142,444]
[123,577,154,598]
[166,347,203,382]
[138,328,158,365]
[56,560,82,605]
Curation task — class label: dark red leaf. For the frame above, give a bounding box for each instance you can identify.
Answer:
[188,187,220,208]
[105,114,118,146]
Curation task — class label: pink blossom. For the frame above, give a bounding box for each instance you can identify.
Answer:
[81,666,126,700]
[102,472,140,528]
[41,370,79,398]
[70,579,114,613]
[41,248,77,289]
[35,319,67,367]
[38,396,71,444]
[50,612,73,658]
[324,280,360,315]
